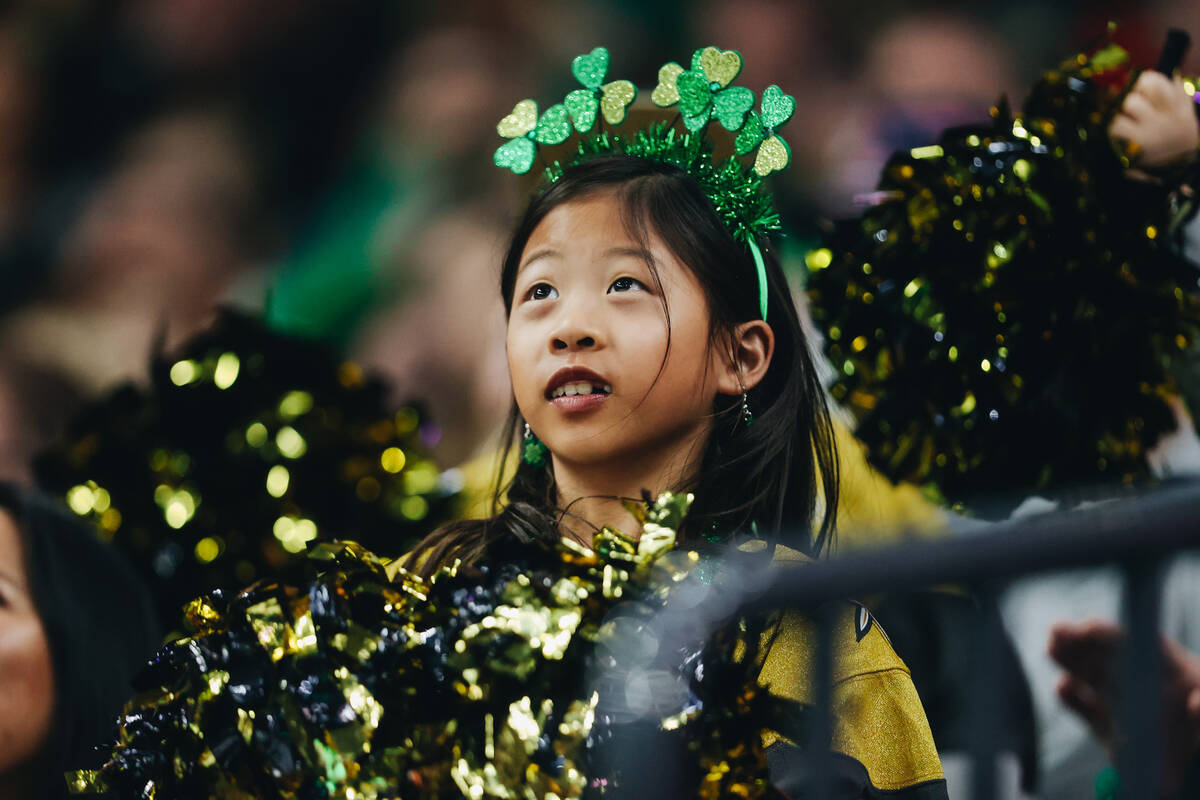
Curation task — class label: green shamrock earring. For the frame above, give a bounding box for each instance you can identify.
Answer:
[522,423,549,468]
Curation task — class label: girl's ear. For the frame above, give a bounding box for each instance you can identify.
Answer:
[716,320,774,395]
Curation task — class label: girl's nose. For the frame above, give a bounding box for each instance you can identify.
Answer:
[552,334,596,351]
[549,304,603,352]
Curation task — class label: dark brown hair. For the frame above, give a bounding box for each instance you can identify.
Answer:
[0,483,161,799]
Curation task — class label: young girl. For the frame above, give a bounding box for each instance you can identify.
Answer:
[71,48,946,800]
[406,153,946,799]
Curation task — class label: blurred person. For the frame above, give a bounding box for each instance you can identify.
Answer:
[813,12,1017,217]
[351,204,512,467]
[1157,0,1200,76]
[117,0,399,223]
[437,0,643,85]
[1118,68,1200,439]
[1000,539,1200,800]
[336,23,537,465]
[0,107,265,394]
[0,357,84,485]
[1108,68,1200,273]
[691,0,837,222]
[991,62,1200,800]
[0,482,160,799]
[377,23,539,168]
[695,0,827,92]
[1049,620,1200,798]
[1110,69,1200,178]
[0,11,57,316]
[264,23,525,354]
[122,0,315,75]
[0,19,36,243]
[16,0,399,305]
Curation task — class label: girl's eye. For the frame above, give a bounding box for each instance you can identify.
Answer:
[608,276,646,293]
[526,283,558,301]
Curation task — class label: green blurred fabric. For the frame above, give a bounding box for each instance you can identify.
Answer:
[264,140,429,349]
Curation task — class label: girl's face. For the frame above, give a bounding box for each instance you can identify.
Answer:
[0,508,53,778]
[507,192,738,472]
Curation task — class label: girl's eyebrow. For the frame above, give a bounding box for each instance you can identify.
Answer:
[601,246,653,263]
[520,247,560,271]
[519,245,653,273]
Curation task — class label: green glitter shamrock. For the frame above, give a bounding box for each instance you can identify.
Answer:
[651,46,755,134]
[734,85,796,176]
[498,46,794,265]
[563,47,638,133]
[494,99,574,174]
[522,434,549,468]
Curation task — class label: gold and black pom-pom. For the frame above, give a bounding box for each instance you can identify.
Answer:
[807,39,1200,509]
[68,494,790,799]
[35,310,462,627]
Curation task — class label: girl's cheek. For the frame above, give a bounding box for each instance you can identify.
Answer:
[0,614,55,773]
[506,334,541,399]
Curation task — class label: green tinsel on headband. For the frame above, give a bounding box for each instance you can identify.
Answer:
[544,124,782,246]
[806,41,1200,509]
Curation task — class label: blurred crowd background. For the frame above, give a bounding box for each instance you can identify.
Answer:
[0,0,1194,483]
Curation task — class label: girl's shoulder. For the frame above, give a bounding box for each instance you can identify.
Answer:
[758,600,910,693]
[756,548,946,796]
[759,544,910,684]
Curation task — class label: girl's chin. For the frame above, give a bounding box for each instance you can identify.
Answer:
[540,436,635,468]
[546,449,630,469]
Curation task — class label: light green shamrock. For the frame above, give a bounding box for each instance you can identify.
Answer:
[563,46,638,133]
[653,46,755,133]
[734,84,797,176]
[493,99,573,174]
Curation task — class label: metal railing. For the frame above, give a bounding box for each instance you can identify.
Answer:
[608,480,1200,799]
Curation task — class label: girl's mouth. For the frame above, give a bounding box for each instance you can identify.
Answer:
[550,381,612,399]
[545,370,613,413]
[543,367,613,404]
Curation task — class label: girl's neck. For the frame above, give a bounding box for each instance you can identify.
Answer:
[550,428,709,548]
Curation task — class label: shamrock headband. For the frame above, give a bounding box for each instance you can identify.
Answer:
[493,46,797,321]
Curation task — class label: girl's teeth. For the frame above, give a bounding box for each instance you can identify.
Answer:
[552,381,612,398]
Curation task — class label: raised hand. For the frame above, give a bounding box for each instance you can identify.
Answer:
[1110,70,1200,173]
